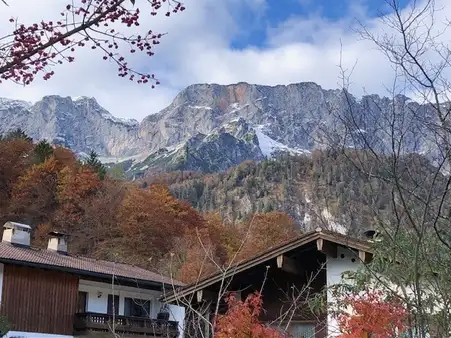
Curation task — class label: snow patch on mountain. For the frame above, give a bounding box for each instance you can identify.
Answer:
[254,125,309,157]
[187,105,213,110]
[99,151,150,164]
[100,112,139,127]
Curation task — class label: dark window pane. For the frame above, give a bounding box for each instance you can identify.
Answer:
[77,291,88,313]
[107,294,119,315]
[124,297,150,318]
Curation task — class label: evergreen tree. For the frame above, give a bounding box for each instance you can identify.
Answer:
[5,128,32,142]
[109,166,126,180]
[85,150,107,180]
[34,140,54,163]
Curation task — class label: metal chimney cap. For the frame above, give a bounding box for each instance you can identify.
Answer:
[48,231,69,238]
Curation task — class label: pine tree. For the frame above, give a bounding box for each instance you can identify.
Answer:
[85,150,107,180]
[34,140,54,163]
[5,128,32,142]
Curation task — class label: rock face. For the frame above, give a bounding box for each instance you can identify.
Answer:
[0,96,142,157]
[0,82,435,175]
[126,118,265,175]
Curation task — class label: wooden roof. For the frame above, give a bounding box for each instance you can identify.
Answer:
[0,241,184,287]
[163,228,372,303]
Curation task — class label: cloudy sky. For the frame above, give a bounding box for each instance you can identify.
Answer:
[0,0,445,120]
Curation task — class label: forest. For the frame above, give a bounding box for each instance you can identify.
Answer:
[1,129,442,284]
[0,130,301,283]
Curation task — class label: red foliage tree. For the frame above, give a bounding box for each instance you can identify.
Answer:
[337,290,409,338]
[215,292,286,338]
[1,0,184,85]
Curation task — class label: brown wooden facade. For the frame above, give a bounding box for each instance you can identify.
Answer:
[183,244,329,338]
[1,264,79,335]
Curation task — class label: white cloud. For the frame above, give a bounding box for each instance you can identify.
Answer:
[0,0,450,121]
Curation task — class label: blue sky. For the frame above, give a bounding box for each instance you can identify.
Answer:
[0,0,444,120]
[230,0,410,49]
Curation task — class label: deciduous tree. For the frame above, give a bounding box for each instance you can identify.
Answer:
[55,165,102,228]
[215,292,285,338]
[118,184,204,267]
[336,290,408,338]
[1,0,185,86]
[0,138,34,222]
[237,212,299,260]
[9,157,60,225]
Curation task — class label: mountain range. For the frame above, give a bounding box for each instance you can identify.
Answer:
[0,82,432,178]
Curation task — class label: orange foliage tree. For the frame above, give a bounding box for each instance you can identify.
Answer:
[215,292,285,338]
[8,157,60,225]
[175,211,301,283]
[118,184,205,267]
[0,139,34,222]
[55,165,102,227]
[237,212,300,260]
[337,289,409,338]
[173,227,219,283]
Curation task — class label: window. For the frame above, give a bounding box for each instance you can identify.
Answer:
[107,294,119,315]
[287,323,316,338]
[124,297,151,318]
[77,291,88,313]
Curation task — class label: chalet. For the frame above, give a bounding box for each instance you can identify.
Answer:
[163,228,373,338]
[0,221,185,338]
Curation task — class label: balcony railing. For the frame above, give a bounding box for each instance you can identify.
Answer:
[74,312,179,337]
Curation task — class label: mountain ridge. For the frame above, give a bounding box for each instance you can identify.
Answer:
[0,82,430,177]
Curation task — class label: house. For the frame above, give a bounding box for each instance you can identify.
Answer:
[163,228,373,338]
[0,221,185,338]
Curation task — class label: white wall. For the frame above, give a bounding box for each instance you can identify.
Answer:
[326,246,361,338]
[78,279,162,316]
[78,279,186,337]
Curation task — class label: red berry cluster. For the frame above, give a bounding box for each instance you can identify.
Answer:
[0,0,185,86]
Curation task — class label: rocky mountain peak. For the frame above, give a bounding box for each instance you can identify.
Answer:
[0,81,435,178]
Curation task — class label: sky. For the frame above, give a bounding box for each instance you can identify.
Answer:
[0,0,446,121]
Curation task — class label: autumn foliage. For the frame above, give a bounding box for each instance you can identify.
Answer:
[1,0,185,86]
[0,135,300,282]
[337,290,409,338]
[215,292,285,338]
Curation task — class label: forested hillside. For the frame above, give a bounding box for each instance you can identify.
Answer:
[1,129,440,282]
[0,130,301,283]
[145,150,398,235]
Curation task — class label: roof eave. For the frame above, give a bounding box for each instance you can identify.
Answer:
[0,257,180,290]
[162,231,372,304]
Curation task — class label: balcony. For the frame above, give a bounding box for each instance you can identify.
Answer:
[74,312,179,337]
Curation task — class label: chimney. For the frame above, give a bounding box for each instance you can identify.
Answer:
[47,231,68,254]
[363,229,382,242]
[2,222,31,247]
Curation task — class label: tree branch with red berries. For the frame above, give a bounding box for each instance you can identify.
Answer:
[0,0,185,86]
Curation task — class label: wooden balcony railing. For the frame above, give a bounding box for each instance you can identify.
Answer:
[74,312,179,337]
